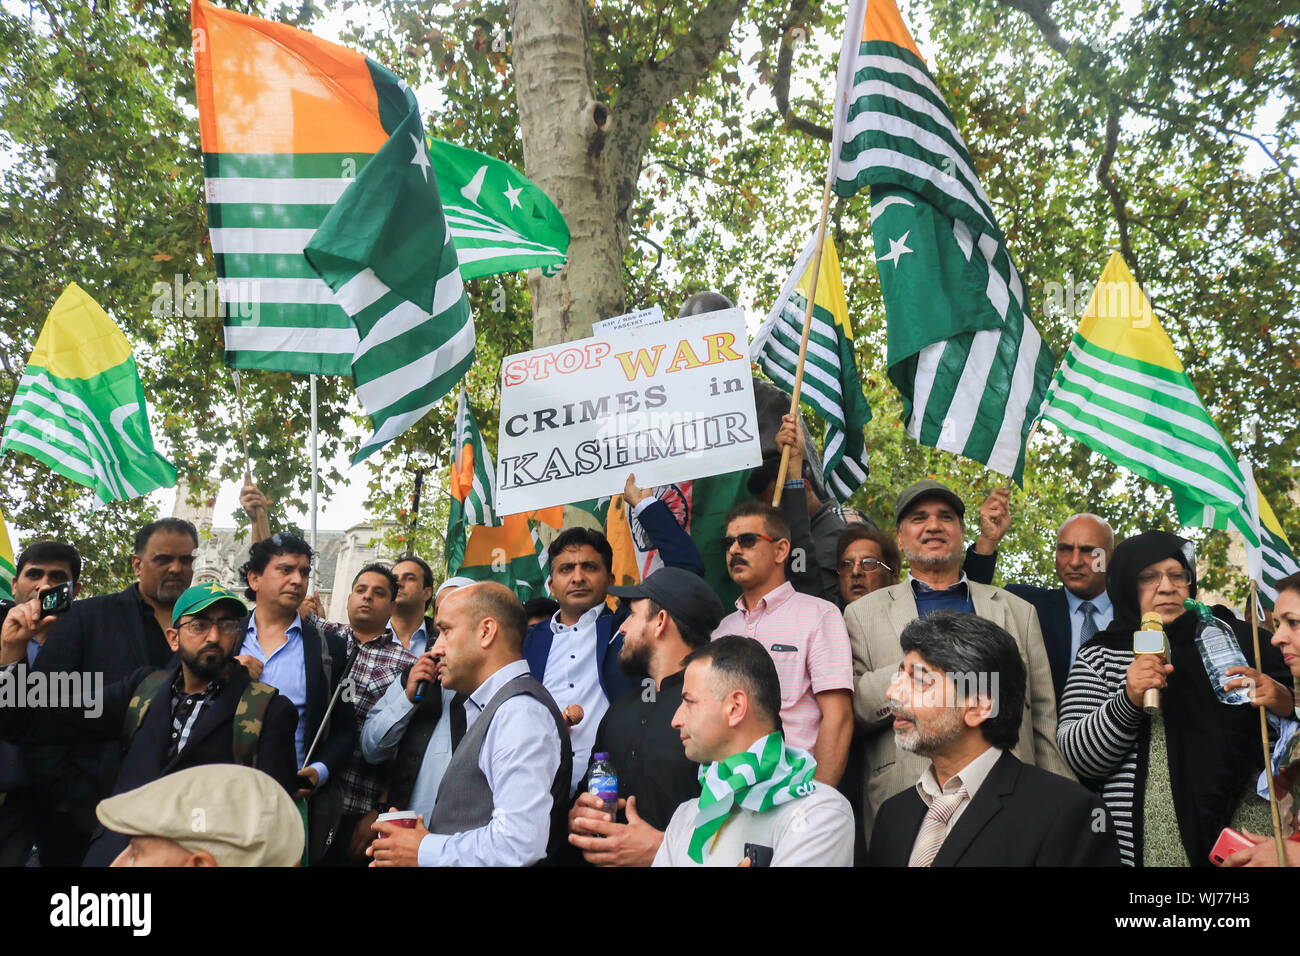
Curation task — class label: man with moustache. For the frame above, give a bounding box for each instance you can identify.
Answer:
[368,583,571,867]
[24,518,200,865]
[868,612,1119,866]
[1007,514,1117,703]
[845,480,1071,848]
[524,473,702,796]
[713,501,853,787]
[567,567,725,866]
[77,583,298,866]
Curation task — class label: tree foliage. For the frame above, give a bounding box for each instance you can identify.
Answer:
[0,0,1295,602]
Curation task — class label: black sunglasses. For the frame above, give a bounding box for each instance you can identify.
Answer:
[721,532,777,551]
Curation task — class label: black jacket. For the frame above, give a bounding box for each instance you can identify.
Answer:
[23,584,175,839]
[868,750,1122,867]
[1005,583,1074,703]
[240,612,357,778]
[80,659,298,866]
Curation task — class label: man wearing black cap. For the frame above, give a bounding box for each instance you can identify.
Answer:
[566,567,725,866]
[844,479,1072,848]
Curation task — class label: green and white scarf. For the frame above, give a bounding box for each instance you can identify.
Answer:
[689,732,818,863]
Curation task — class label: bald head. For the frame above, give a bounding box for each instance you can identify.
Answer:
[447,581,528,653]
[1055,513,1114,600]
[677,291,734,317]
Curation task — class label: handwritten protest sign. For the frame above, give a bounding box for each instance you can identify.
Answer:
[495,308,762,514]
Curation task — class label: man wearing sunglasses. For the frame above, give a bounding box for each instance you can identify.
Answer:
[75,583,298,866]
[713,502,854,787]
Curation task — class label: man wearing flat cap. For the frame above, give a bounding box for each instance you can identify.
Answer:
[567,567,726,867]
[77,583,299,866]
[844,480,1073,848]
[100,763,304,866]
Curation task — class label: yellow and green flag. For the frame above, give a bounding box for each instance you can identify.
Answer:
[1,283,177,503]
[0,510,15,602]
[751,233,871,501]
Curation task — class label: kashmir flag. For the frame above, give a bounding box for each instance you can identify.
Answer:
[445,389,501,575]
[455,509,561,602]
[751,233,872,501]
[1040,252,1254,527]
[830,0,1055,482]
[0,511,14,603]
[426,138,569,280]
[1,284,177,504]
[1194,458,1300,611]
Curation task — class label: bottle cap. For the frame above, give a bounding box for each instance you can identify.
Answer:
[593,752,609,761]
[1182,598,1210,619]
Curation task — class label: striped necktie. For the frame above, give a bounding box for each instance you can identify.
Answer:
[908,786,968,867]
[1079,600,1099,644]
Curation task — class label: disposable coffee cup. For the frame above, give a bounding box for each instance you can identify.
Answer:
[376,810,419,835]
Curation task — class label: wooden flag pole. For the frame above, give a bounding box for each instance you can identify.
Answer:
[1250,577,1289,866]
[773,178,836,507]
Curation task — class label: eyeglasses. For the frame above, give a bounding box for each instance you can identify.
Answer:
[180,618,244,638]
[721,532,777,551]
[839,557,895,575]
[1136,568,1191,589]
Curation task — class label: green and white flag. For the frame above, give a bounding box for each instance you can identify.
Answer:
[752,232,872,502]
[427,138,569,280]
[0,510,15,603]
[1,283,177,503]
[689,732,817,864]
[829,0,1055,482]
[305,104,475,464]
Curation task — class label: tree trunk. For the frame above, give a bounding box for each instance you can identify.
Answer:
[509,0,624,347]
[509,0,749,347]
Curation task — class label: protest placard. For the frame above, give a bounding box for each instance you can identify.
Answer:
[495,308,762,514]
[591,305,664,335]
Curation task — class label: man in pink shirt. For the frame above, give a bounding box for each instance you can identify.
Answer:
[712,502,853,786]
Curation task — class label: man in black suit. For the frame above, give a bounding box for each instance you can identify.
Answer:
[20,517,199,865]
[1006,513,1115,703]
[81,583,298,865]
[868,611,1120,867]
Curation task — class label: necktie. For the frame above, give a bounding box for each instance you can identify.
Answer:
[1079,601,1099,645]
[908,786,968,867]
[450,692,468,751]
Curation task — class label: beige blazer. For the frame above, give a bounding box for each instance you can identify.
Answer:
[843,579,1075,846]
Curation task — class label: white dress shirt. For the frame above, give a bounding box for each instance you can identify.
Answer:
[542,603,609,793]
[361,676,455,819]
[909,745,1004,859]
[1065,588,1113,664]
[416,659,562,867]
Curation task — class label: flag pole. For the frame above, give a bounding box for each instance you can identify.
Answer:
[309,373,319,594]
[1249,576,1289,866]
[772,177,835,507]
[233,368,272,542]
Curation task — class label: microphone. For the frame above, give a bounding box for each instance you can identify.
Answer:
[413,651,438,704]
[1133,611,1167,715]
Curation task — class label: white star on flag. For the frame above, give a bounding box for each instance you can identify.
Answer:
[409,132,431,182]
[503,183,522,210]
[877,230,913,268]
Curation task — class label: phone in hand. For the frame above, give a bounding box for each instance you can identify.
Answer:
[1209,827,1254,865]
[38,582,73,616]
[743,843,774,868]
[295,772,317,794]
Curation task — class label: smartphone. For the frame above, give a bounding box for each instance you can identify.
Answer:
[1209,827,1254,865]
[743,843,773,868]
[38,582,74,616]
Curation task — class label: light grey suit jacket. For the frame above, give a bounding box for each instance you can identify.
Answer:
[843,579,1075,847]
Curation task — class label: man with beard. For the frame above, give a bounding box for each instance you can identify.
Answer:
[844,480,1072,849]
[78,584,298,866]
[868,612,1119,866]
[22,518,199,865]
[566,567,725,866]
[713,502,853,787]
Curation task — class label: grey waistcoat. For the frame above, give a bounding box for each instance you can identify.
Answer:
[427,671,572,862]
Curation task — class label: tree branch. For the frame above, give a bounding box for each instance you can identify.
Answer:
[1096,108,1143,288]
[998,0,1072,56]
[770,0,831,142]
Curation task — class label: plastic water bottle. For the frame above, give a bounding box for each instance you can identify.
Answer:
[1184,600,1251,705]
[588,753,619,819]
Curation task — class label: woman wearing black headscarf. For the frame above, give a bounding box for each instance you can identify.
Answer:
[1056,531,1294,866]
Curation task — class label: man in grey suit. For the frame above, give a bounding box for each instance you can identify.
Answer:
[844,480,1074,847]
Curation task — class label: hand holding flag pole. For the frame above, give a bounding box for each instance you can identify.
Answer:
[772,179,835,506]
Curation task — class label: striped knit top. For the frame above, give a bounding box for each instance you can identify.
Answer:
[1057,642,1147,866]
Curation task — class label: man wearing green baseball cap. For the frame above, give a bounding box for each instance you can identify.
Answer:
[75,582,299,866]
